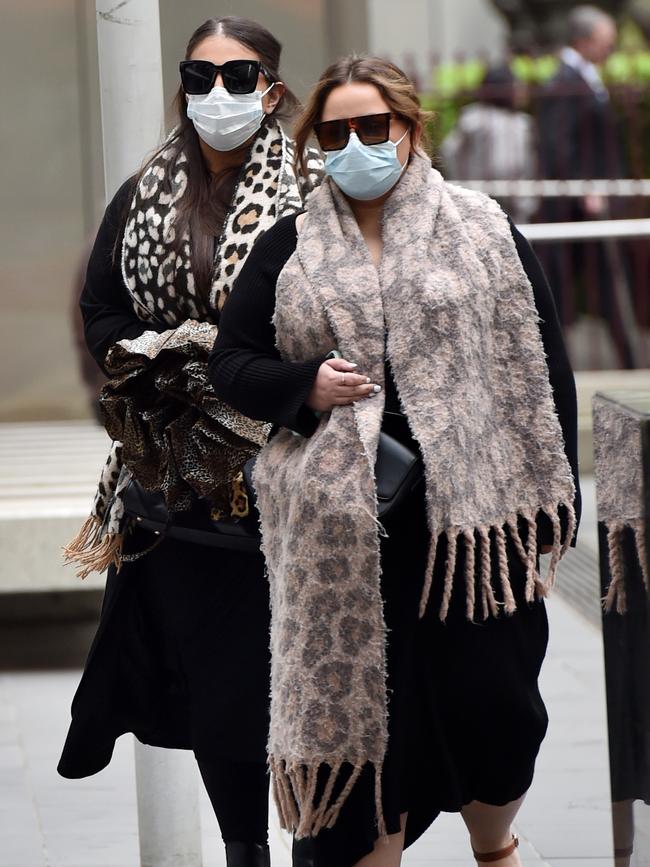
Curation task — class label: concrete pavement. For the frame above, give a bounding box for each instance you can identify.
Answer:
[0,432,616,865]
[0,591,613,867]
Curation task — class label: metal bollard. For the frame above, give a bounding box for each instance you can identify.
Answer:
[134,741,204,867]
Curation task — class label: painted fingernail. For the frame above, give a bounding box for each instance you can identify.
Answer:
[347,362,358,368]
[372,385,382,393]
[366,377,371,384]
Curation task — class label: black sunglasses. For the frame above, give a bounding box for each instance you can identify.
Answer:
[180,59,273,95]
[314,112,396,152]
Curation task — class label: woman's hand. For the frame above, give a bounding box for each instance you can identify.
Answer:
[306,357,381,412]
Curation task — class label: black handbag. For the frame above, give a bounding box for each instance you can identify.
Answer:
[122,461,261,554]
[122,430,422,553]
[375,430,424,518]
[241,429,423,521]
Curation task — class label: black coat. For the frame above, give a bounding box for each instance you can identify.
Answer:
[206,211,583,861]
[58,182,278,779]
[59,187,581,783]
[537,61,624,188]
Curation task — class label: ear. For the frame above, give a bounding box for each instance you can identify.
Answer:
[264,82,285,115]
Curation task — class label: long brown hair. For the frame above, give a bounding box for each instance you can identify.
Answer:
[119,16,299,304]
[294,56,433,177]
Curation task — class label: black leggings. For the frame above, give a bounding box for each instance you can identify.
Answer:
[196,753,270,845]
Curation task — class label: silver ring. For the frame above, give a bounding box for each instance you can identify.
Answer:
[341,372,346,386]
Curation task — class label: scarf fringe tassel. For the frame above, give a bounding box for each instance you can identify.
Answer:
[418,503,577,622]
[269,756,388,843]
[602,519,649,614]
[62,515,123,579]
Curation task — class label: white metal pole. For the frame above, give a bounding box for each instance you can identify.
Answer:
[94,2,203,865]
[134,741,204,867]
[96,0,165,200]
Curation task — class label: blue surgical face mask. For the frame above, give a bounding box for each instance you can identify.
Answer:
[324,129,409,201]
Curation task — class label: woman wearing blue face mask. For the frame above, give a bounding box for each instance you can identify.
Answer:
[209,56,581,867]
[58,16,323,867]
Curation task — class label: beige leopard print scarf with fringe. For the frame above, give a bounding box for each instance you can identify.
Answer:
[64,118,322,577]
[252,153,576,840]
[593,392,649,613]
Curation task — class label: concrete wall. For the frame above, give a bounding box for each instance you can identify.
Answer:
[0,0,104,422]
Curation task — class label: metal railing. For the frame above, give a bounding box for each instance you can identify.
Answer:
[417,61,650,371]
[451,179,650,199]
[446,178,650,371]
[515,216,650,371]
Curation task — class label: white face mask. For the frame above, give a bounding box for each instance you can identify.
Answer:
[187,82,275,152]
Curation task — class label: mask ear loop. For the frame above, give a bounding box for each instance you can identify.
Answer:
[392,128,410,173]
[260,81,278,98]
[260,80,282,117]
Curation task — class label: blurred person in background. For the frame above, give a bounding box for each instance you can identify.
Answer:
[441,65,539,224]
[539,4,620,205]
[537,5,636,368]
[57,16,322,867]
[210,55,581,867]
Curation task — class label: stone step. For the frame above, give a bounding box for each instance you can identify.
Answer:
[0,387,622,598]
[0,421,110,593]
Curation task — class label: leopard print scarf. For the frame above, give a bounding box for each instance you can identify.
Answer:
[252,154,576,839]
[64,118,323,577]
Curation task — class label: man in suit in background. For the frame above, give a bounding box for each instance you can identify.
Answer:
[540,5,620,214]
[537,6,637,369]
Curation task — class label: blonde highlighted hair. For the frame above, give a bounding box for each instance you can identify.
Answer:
[294,55,434,176]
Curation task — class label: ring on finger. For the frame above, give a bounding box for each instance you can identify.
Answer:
[340,372,346,386]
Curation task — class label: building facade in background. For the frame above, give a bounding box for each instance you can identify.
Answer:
[368,0,506,84]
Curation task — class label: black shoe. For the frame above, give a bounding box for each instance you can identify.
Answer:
[225,841,271,867]
[292,835,316,866]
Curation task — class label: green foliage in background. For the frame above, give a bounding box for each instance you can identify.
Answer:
[421,48,650,174]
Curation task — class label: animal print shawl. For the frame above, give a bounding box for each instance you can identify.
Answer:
[252,154,577,839]
[64,117,322,577]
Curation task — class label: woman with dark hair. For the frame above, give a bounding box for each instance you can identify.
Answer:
[441,65,538,223]
[209,56,581,866]
[58,16,322,867]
